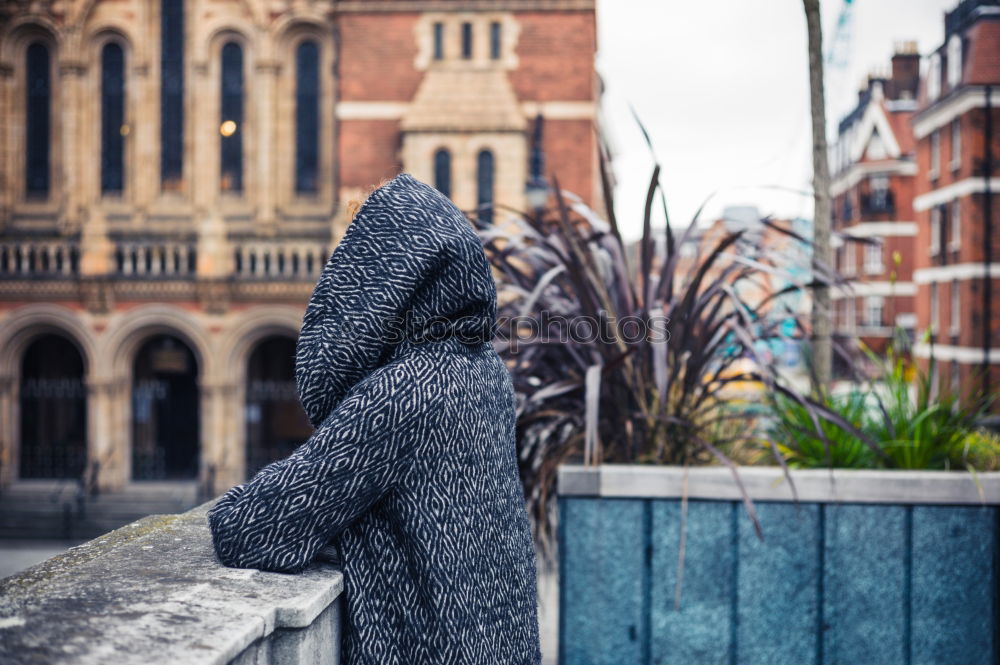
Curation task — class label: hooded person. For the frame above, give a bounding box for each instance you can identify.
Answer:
[206,172,542,665]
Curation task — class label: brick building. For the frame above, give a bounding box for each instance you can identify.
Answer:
[0,0,600,496]
[911,0,999,407]
[831,45,921,366]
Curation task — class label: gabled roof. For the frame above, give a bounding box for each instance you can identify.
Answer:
[847,83,903,162]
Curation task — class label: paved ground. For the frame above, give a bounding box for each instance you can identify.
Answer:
[0,540,83,580]
[537,555,559,665]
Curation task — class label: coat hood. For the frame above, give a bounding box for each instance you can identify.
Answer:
[295,171,497,427]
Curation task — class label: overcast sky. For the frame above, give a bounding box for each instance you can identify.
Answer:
[594,0,958,239]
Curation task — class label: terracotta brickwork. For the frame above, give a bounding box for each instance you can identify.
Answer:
[910,2,999,409]
[508,11,597,101]
[831,3,1000,412]
[830,47,921,359]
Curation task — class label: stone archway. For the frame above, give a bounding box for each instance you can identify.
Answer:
[131,334,200,481]
[19,334,88,479]
[0,305,98,488]
[244,335,312,478]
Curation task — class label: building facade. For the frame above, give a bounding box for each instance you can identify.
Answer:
[0,0,600,493]
[831,45,921,369]
[911,0,999,408]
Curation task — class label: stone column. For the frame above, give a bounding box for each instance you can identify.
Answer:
[0,63,12,231]
[0,374,16,487]
[191,60,213,214]
[58,58,87,233]
[86,378,127,491]
[199,381,241,496]
[96,378,131,490]
[80,207,114,276]
[132,62,154,224]
[193,60,232,285]
[196,211,231,278]
[255,60,279,233]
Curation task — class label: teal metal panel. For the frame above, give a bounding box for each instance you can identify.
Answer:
[911,505,996,665]
[559,497,649,665]
[737,501,821,665]
[823,503,907,664]
[560,496,998,665]
[649,500,734,665]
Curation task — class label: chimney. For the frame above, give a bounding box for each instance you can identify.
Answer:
[890,41,920,100]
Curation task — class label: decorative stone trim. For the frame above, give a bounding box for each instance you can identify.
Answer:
[558,464,1000,505]
[336,0,594,11]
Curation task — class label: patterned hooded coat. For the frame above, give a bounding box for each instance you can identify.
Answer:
[207,172,542,665]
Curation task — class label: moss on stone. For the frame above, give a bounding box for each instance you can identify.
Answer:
[0,513,182,599]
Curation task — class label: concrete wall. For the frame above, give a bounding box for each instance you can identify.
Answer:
[558,464,1000,665]
[0,501,344,665]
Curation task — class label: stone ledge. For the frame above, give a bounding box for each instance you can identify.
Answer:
[0,500,344,665]
[558,464,1000,504]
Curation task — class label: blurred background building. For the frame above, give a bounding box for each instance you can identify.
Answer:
[911,0,999,409]
[831,0,998,411]
[831,44,920,365]
[0,0,600,535]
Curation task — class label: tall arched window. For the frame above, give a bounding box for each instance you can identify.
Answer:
[490,21,501,60]
[25,41,50,197]
[220,41,243,193]
[295,40,320,194]
[461,22,472,59]
[434,148,451,198]
[433,22,444,60]
[160,0,184,190]
[477,149,494,224]
[101,42,126,194]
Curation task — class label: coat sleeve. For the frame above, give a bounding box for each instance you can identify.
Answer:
[207,364,438,573]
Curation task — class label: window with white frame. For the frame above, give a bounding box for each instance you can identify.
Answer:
[864,296,884,329]
[929,130,940,179]
[927,53,941,101]
[929,282,939,334]
[870,174,890,211]
[947,34,962,88]
[845,297,856,333]
[864,242,883,274]
[843,243,856,275]
[930,206,941,255]
[951,119,961,170]
[950,279,960,334]
[949,200,961,251]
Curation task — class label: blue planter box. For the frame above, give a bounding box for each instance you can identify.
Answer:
[557,465,1000,665]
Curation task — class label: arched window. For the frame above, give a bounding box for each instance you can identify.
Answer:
[434,148,451,198]
[295,40,320,194]
[245,336,313,478]
[101,42,126,194]
[25,42,50,197]
[433,22,444,60]
[461,22,472,59]
[490,21,501,60]
[160,0,185,190]
[220,41,243,193]
[132,335,199,480]
[477,148,494,225]
[20,334,87,479]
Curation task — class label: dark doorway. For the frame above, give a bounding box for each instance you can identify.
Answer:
[132,335,199,480]
[19,334,87,479]
[245,336,312,478]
